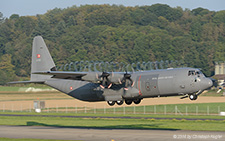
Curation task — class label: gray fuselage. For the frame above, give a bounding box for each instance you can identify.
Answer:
[45,67,212,102]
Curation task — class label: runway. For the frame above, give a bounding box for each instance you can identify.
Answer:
[0,125,224,141]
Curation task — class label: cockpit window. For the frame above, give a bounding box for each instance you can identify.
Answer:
[196,71,201,77]
[188,70,204,77]
[188,70,195,76]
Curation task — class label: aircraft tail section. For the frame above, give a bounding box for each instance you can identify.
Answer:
[30,36,56,82]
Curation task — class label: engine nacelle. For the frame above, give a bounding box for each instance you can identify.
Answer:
[107,73,124,84]
[123,87,140,98]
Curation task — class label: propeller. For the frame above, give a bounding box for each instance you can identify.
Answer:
[209,78,221,93]
[97,71,134,90]
[209,78,218,88]
[121,72,134,90]
[98,72,112,89]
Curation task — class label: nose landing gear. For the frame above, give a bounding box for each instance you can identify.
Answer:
[189,94,197,100]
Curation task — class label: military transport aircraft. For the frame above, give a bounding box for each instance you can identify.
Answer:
[10,36,213,106]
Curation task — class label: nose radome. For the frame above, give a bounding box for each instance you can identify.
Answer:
[207,78,213,87]
[203,78,213,89]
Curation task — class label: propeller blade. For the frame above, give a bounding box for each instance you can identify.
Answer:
[100,85,105,89]
[131,81,135,87]
[124,87,128,91]
[108,83,112,88]
[118,78,122,84]
[217,89,222,93]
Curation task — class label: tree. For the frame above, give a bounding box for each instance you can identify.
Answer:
[15,16,37,36]
[213,10,225,24]
[32,16,53,40]
[9,14,19,20]
[191,7,210,16]
[145,4,183,21]
[0,54,17,85]
[55,20,66,36]
[0,4,224,79]
[0,12,4,24]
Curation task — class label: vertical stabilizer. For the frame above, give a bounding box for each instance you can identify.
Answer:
[31,36,56,81]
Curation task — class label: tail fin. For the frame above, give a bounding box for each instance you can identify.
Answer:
[30,36,56,82]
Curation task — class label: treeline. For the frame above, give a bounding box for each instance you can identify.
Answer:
[0,4,225,85]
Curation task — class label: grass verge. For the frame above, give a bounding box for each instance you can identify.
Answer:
[1,111,225,119]
[0,138,72,141]
[0,112,225,131]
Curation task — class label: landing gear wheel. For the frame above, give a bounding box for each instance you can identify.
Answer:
[133,99,141,104]
[107,101,115,106]
[116,100,124,105]
[189,94,197,100]
[125,100,132,105]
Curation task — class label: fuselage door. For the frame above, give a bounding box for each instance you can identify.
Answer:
[145,82,150,91]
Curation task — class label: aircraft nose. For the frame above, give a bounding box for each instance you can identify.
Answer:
[207,78,213,88]
[202,78,213,89]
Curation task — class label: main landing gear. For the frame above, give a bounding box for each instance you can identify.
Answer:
[107,100,124,106]
[107,99,142,106]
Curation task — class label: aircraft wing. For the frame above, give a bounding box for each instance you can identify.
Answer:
[8,81,45,84]
[32,71,87,80]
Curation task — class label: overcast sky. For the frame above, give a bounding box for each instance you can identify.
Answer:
[1,0,225,18]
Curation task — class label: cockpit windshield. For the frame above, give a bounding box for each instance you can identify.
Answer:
[188,70,204,77]
[188,70,195,76]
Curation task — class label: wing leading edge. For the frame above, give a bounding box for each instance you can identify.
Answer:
[32,71,87,80]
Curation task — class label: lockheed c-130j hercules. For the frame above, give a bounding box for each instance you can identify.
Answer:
[10,36,213,106]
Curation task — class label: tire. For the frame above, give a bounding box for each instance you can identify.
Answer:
[107,101,115,106]
[194,95,198,100]
[116,100,124,105]
[125,100,132,105]
[133,99,141,104]
[189,94,197,100]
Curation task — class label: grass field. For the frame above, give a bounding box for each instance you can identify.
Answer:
[0,112,225,131]
[34,102,225,115]
[0,138,69,141]
[0,86,53,92]
[0,86,26,92]
[1,111,225,119]
[1,102,225,116]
